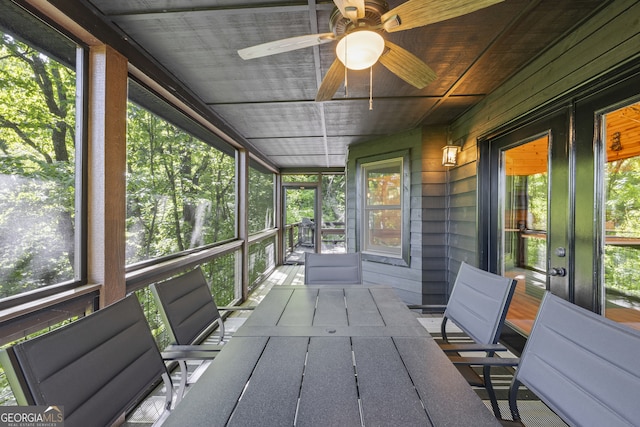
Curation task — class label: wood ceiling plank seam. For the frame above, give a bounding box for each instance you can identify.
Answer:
[106,4,328,21]
[415,0,542,127]
[306,0,331,167]
[453,0,634,138]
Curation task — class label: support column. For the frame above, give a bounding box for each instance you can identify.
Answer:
[238,149,249,301]
[275,173,283,266]
[87,45,128,306]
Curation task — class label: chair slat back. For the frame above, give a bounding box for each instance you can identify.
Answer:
[443,262,516,345]
[0,295,167,427]
[151,267,222,345]
[304,253,362,285]
[514,292,640,427]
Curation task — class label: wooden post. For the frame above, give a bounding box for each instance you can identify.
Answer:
[87,45,128,306]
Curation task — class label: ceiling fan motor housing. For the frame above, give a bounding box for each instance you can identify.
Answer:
[329,0,389,36]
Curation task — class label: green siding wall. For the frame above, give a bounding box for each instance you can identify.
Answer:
[446,0,640,289]
[347,1,640,305]
[347,129,425,304]
[347,127,452,307]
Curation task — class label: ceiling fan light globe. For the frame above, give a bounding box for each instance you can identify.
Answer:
[336,31,385,70]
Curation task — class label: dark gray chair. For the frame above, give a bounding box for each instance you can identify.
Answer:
[150,266,254,398]
[0,295,174,427]
[304,252,362,285]
[454,292,640,426]
[436,262,517,418]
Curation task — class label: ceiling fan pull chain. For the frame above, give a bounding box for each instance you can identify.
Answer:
[345,66,349,97]
[344,36,349,97]
[369,66,374,110]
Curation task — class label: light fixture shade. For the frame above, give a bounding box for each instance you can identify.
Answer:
[442,145,460,167]
[336,31,385,70]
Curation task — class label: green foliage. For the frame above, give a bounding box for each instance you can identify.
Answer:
[606,158,640,237]
[284,187,315,224]
[604,158,640,296]
[202,253,237,305]
[125,103,236,263]
[248,167,274,234]
[525,237,546,271]
[604,246,640,296]
[248,237,276,288]
[282,174,318,183]
[282,174,344,229]
[0,34,76,297]
[322,174,345,224]
[526,173,547,231]
[0,30,242,297]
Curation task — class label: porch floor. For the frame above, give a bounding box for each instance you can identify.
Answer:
[125,264,567,427]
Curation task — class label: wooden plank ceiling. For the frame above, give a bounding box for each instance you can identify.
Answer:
[81,0,609,169]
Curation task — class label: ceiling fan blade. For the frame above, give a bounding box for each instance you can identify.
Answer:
[382,0,503,33]
[333,0,365,20]
[316,59,346,102]
[238,33,336,60]
[378,41,437,89]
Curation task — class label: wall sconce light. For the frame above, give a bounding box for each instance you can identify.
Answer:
[442,145,461,167]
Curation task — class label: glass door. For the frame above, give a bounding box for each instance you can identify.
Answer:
[500,135,550,335]
[481,68,640,348]
[282,186,318,264]
[482,111,570,340]
[599,99,640,330]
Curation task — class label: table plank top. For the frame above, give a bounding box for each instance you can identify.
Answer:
[237,286,428,337]
[162,285,501,427]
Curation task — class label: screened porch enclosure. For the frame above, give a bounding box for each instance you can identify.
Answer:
[0,0,639,423]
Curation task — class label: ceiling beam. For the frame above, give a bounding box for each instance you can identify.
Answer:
[101,2,336,18]
[308,0,332,167]
[206,95,484,107]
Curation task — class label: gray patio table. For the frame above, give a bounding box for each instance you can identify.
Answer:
[161,285,501,427]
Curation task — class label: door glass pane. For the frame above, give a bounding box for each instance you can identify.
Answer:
[602,100,640,330]
[501,136,549,335]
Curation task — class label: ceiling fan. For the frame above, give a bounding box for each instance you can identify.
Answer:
[238,0,503,102]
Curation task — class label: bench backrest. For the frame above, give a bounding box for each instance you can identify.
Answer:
[304,252,362,285]
[150,267,222,345]
[0,295,169,427]
[443,262,517,345]
[513,292,640,426]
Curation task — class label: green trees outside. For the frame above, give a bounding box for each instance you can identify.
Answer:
[125,102,236,264]
[514,158,640,299]
[605,157,640,297]
[248,167,274,234]
[322,174,345,225]
[281,174,345,226]
[0,34,77,297]
[524,173,548,271]
[0,30,244,299]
